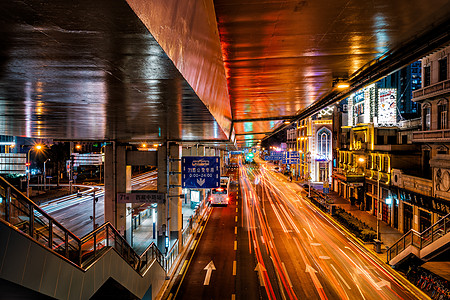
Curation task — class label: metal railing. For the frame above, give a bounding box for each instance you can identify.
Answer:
[0,176,165,274]
[166,201,209,273]
[387,212,450,262]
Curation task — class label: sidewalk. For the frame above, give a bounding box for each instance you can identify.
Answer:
[303,182,402,261]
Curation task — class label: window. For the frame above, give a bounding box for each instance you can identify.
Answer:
[424,65,431,87]
[423,105,431,130]
[438,102,448,129]
[317,128,331,159]
[439,57,448,82]
[383,156,389,172]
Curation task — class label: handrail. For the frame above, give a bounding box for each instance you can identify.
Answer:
[388,212,450,262]
[0,176,165,274]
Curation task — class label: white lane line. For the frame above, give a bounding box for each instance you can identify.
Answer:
[303,228,313,241]
[282,262,293,287]
[330,263,351,290]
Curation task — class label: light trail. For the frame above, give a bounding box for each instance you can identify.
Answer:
[245,160,427,300]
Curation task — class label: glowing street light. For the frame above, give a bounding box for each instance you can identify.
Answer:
[27,144,44,198]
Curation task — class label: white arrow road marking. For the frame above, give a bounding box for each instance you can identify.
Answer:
[376,279,391,289]
[254,262,266,287]
[305,264,323,289]
[203,261,216,285]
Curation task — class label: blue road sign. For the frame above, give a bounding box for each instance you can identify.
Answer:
[288,151,300,159]
[182,156,220,189]
[323,187,329,194]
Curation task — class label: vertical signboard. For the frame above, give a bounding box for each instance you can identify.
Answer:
[182,156,220,188]
[378,88,397,126]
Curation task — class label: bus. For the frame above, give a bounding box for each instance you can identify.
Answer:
[209,176,230,206]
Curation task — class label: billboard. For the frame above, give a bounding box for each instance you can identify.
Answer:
[182,156,220,189]
[378,88,397,126]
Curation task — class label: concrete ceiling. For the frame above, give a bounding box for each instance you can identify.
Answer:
[1,0,450,148]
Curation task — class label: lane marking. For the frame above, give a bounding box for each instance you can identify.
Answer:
[236,207,238,213]
[261,235,265,244]
[330,263,351,290]
[235,226,237,234]
[235,216,238,222]
[191,240,197,250]
[233,261,236,275]
[203,261,216,285]
[282,262,293,287]
[167,294,173,300]
[179,260,188,275]
[234,240,237,250]
[232,294,236,300]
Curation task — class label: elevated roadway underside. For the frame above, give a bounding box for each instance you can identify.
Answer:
[1,0,450,144]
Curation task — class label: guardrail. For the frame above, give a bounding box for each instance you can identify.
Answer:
[0,176,165,274]
[166,200,209,273]
[387,212,450,262]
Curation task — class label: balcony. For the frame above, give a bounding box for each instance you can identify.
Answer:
[332,167,365,182]
[412,129,450,142]
[412,78,450,101]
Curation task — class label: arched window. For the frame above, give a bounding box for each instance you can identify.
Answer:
[317,128,331,159]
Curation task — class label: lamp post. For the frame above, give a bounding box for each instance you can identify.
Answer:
[98,144,107,183]
[43,159,50,191]
[306,152,311,197]
[377,169,381,240]
[27,144,43,198]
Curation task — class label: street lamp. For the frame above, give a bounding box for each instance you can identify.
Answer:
[43,159,50,191]
[99,144,106,183]
[377,169,381,240]
[27,144,43,198]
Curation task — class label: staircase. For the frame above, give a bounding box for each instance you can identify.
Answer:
[388,212,450,267]
[0,176,166,299]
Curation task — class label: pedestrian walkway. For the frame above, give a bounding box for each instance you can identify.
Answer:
[132,202,198,255]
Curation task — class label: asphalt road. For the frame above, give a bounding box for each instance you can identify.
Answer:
[39,171,157,237]
[241,162,427,300]
[170,162,427,300]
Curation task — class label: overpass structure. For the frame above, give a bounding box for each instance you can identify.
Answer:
[2,0,450,299]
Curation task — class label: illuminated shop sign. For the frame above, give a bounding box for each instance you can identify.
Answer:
[378,89,397,126]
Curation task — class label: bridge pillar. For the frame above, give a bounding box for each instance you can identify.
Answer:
[157,142,182,252]
[104,143,132,244]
